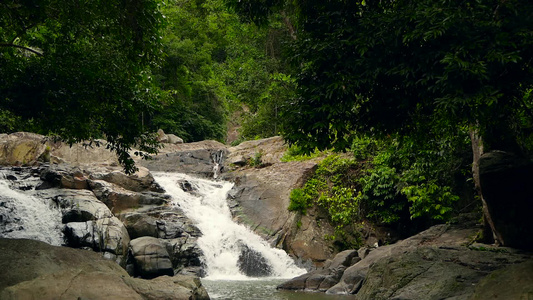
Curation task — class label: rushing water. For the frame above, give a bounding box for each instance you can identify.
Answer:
[0,172,63,245]
[153,172,355,299]
[153,172,306,280]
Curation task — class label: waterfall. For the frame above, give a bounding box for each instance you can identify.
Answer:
[0,173,63,246]
[153,172,306,280]
[211,150,225,179]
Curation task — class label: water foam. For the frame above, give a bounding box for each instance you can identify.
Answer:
[153,172,306,280]
[0,177,63,246]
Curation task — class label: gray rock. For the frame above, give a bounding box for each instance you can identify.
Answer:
[59,169,89,189]
[279,224,532,300]
[139,148,228,178]
[161,237,205,276]
[90,167,156,192]
[121,213,159,239]
[37,164,89,190]
[89,179,168,213]
[357,247,372,260]
[167,134,184,144]
[156,129,168,143]
[469,259,533,300]
[225,136,287,168]
[354,246,529,300]
[120,206,201,239]
[63,216,130,260]
[329,249,359,269]
[238,244,273,277]
[278,249,358,292]
[126,275,209,300]
[0,239,208,300]
[43,189,112,223]
[129,236,174,279]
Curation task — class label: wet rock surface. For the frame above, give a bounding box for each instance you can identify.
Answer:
[237,244,273,277]
[221,159,328,265]
[0,161,207,279]
[120,205,205,277]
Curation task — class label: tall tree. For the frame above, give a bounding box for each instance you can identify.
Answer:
[230,0,533,241]
[0,0,165,173]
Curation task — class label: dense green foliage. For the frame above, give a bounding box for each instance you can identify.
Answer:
[149,0,293,143]
[288,128,471,239]
[0,0,165,173]
[2,0,531,246]
[150,0,230,141]
[231,0,533,152]
[0,0,291,172]
[232,0,533,241]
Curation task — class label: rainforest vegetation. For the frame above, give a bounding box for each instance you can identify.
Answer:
[1,0,532,242]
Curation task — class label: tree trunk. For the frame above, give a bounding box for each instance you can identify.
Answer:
[469,127,501,244]
[281,11,297,41]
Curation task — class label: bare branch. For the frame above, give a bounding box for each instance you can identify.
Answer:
[0,43,43,56]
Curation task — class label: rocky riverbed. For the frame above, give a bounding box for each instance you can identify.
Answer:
[1,132,532,299]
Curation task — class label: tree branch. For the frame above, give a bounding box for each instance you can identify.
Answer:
[281,11,297,41]
[0,44,43,56]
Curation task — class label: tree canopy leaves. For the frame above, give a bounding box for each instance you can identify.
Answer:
[236,0,533,152]
[0,0,165,173]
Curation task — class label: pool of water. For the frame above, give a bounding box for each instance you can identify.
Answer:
[202,278,355,300]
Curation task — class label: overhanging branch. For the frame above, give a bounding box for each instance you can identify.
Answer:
[0,43,43,56]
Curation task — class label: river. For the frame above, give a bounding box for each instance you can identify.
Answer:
[202,278,355,300]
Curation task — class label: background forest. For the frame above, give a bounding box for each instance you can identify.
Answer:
[1,0,532,246]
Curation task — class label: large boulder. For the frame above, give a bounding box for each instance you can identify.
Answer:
[352,246,527,300]
[129,236,175,279]
[49,139,119,166]
[89,179,168,213]
[221,160,332,265]
[35,187,131,264]
[167,134,184,144]
[90,167,159,192]
[44,189,112,223]
[121,213,160,239]
[36,164,90,190]
[237,244,272,277]
[479,150,533,250]
[278,249,359,292]
[278,224,533,299]
[119,206,205,276]
[139,148,228,178]
[120,206,202,240]
[161,237,205,276]
[0,239,209,300]
[121,206,205,277]
[469,259,533,300]
[126,275,209,300]
[0,132,48,166]
[63,216,130,262]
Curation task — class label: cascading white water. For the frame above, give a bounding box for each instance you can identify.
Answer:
[153,172,306,280]
[0,176,63,246]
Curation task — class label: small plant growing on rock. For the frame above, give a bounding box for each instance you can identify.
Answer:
[248,150,263,167]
